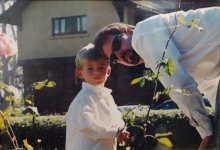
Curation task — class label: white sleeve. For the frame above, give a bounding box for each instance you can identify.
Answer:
[110,98,125,129]
[76,100,118,140]
[132,7,217,138]
[132,10,201,91]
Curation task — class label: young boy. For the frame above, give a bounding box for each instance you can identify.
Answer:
[65,43,129,150]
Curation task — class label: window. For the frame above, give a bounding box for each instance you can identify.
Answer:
[52,15,87,36]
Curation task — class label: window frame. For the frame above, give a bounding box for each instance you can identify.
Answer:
[52,15,87,36]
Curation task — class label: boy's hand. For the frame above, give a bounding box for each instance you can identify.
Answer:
[117,130,130,146]
[198,136,211,150]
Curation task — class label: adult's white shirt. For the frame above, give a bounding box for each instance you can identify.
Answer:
[65,82,124,150]
[132,7,220,139]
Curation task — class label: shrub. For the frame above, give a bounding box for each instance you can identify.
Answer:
[0,108,213,150]
[0,116,66,150]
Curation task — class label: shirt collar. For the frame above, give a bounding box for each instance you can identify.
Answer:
[82,82,112,95]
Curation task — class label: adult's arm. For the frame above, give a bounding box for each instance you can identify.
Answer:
[131,7,220,138]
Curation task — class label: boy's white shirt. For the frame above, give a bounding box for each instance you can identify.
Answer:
[65,82,124,150]
[132,7,220,139]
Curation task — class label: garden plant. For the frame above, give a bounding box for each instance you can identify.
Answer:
[118,12,204,150]
[0,6,205,150]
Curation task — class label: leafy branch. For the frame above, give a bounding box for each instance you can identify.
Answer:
[0,79,56,149]
[127,13,204,149]
[0,110,19,150]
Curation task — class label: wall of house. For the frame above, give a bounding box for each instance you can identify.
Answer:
[17,1,119,60]
[16,1,170,114]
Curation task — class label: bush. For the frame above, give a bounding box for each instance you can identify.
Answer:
[0,116,66,150]
[0,108,214,150]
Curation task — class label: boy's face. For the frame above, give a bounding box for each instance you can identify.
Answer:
[76,59,111,86]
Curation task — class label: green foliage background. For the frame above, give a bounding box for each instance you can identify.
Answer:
[0,108,214,150]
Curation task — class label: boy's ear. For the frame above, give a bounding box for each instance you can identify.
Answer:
[107,67,111,76]
[75,70,83,80]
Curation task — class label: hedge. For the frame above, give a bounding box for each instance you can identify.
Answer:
[0,108,214,150]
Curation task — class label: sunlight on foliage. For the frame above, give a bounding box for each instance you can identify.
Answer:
[178,17,204,31]
[189,19,204,31]
[14,99,23,107]
[25,100,32,105]
[0,112,6,132]
[131,77,146,87]
[0,81,12,93]
[164,58,175,77]
[143,69,159,81]
[153,86,172,102]
[178,17,187,25]
[23,139,33,150]
[32,79,56,90]
[155,132,173,138]
[46,81,56,87]
[131,77,144,85]
[5,95,15,102]
[157,137,173,148]
[131,69,159,87]
[128,13,204,150]
[0,110,11,133]
[156,58,175,77]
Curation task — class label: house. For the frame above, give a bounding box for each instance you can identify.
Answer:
[0,0,219,114]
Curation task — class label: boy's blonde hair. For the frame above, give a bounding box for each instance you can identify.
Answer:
[75,43,108,70]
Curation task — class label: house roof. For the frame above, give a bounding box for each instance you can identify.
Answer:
[0,0,218,27]
[0,0,30,28]
[0,0,176,25]
[130,0,177,14]
[129,0,219,14]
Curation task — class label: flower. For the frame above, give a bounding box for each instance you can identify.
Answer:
[0,33,18,56]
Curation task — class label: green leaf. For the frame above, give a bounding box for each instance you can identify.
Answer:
[34,84,43,90]
[5,96,15,102]
[157,137,173,148]
[189,19,204,31]
[142,69,159,82]
[140,79,145,87]
[178,17,187,25]
[164,58,175,77]
[129,118,135,126]
[0,110,10,132]
[24,94,32,100]
[153,92,161,102]
[155,132,173,138]
[15,99,23,106]
[25,100,32,105]
[46,81,56,87]
[123,107,136,118]
[131,77,144,85]
[23,139,34,150]
[163,86,172,95]
[191,24,204,31]
[191,19,199,25]
[0,113,6,131]
[33,79,47,90]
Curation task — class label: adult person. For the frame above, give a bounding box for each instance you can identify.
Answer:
[94,7,220,150]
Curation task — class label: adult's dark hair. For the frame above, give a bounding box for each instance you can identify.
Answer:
[93,22,134,54]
